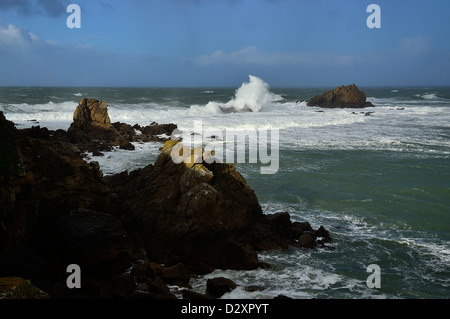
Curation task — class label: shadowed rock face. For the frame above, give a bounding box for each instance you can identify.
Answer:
[104,140,332,274]
[104,140,264,273]
[0,111,141,298]
[307,84,374,108]
[0,97,332,298]
[0,112,112,254]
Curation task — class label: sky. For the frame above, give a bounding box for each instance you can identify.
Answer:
[0,0,449,87]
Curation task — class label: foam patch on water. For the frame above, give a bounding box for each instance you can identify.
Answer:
[84,141,163,176]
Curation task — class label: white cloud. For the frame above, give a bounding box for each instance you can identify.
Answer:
[0,23,38,48]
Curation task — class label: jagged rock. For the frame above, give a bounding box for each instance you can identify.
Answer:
[0,112,111,254]
[0,277,49,299]
[0,112,148,299]
[105,140,332,275]
[104,140,264,274]
[307,84,374,108]
[73,98,111,128]
[66,98,178,153]
[1,106,333,299]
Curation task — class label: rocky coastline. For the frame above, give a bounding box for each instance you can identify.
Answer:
[0,98,331,299]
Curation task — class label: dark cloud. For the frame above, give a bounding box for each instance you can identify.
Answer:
[0,0,69,17]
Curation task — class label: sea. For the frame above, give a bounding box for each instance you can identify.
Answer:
[1,75,449,299]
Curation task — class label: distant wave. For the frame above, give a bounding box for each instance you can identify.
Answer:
[74,93,83,97]
[421,93,438,100]
[189,75,283,115]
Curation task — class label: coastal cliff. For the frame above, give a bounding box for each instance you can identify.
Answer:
[0,99,331,299]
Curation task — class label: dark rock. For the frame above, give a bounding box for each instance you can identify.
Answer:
[183,289,214,299]
[0,112,155,298]
[298,233,316,249]
[140,123,178,138]
[119,139,135,150]
[0,112,112,254]
[244,285,265,292]
[274,294,292,299]
[92,149,104,157]
[55,209,135,275]
[160,263,191,285]
[0,277,49,299]
[65,98,178,153]
[21,126,50,140]
[1,103,333,299]
[104,140,265,273]
[316,226,332,243]
[206,277,238,298]
[307,84,374,108]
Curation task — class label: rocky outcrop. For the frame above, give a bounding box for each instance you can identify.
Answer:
[0,97,332,298]
[104,140,332,275]
[66,98,177,154]
[307,84,374,108]
[0,277,49,299]
[0,112,111,254]
[104,140,264,273]
[0,111,147,298]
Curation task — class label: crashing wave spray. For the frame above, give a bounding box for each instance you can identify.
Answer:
[189,75,282,115]
[224,75,283,112]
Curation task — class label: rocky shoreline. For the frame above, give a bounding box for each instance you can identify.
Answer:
[0,98,331,299]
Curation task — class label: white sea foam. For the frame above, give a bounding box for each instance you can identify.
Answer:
[422,93,438,100]
[189,75,283,114]
[84,142,162,176]
[2,101,78,130]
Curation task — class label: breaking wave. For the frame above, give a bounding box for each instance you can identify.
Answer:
[189,75,283,115]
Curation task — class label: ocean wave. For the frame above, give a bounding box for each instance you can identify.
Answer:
[189,75,283,115]
[421,93,438,100]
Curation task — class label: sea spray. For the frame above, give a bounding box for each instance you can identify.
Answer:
[189,75,283,115]
[225,75,283,112]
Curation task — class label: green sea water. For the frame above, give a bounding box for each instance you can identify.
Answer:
[1,83,449,299]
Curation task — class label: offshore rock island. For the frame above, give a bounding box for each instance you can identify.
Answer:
[306,84,375,109]
[0,99,331,299]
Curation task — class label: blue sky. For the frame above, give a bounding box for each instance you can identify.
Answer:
[0,0,449,87]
